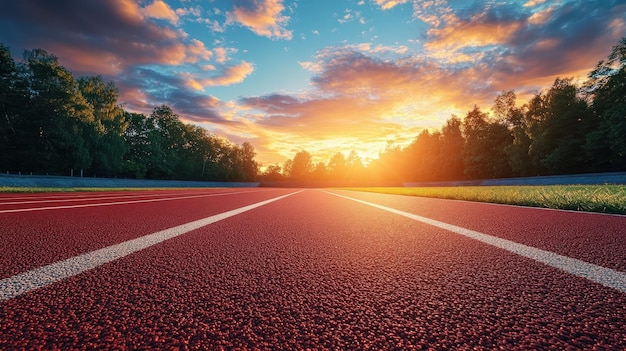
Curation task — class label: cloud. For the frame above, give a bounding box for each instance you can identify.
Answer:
[491,0,626,91]
[227,0,292,40]
[523,0,548,7]
[374,0,410,10]
[0,0,212,75]
[213,47,229,64]
[338,8,367,25]
[311,50,415,98]
[143,0,179,25]
[114,59,254,123]
[240,92,422,163]
[307,44,459,104]
[175,5,202,19]
[116,67,229,124]
[236,44,485,163]
[424,6,524,56]
[527,6,553,25]
[199,61,255,87]
[415,0,626,95]
[338,9,354,24]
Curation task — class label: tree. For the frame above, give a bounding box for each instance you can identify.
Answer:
[204,135,231,181]
[492,90,524,128]
[0,43,26,170]
[260,164,285,181]
[14,49,95,174]
[404,130,442,181]
[462,106,513,179]
[327,152,348,180]
[346,150,365,180]
[289,150,313,180]
[145,105,186,178]
[371,142,404,182]
[178,124,210,180]
[234,142,259,181]
[122,112,150,178]
[584,36,626,170]
[0,42,262,181]
[492,91,534,176]
[439,116,465,180]
[311,162,328,181]
[527,78,593,174]
[282,158,293,179]
[78,76,127,176]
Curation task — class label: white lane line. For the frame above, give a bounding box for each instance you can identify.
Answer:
[0,191,213,205]
[0,189,253,203]
[0,190,262,214]
[324,191,626,293]
[0,190,303,301]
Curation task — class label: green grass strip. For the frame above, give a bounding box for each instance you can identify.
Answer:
[345,185,626,215]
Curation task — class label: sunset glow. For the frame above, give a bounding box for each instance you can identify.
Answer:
[1,0,624,168]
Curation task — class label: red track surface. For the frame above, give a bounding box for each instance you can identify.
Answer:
[1,189,625,349]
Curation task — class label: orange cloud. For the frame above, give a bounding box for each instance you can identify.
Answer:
[184,76,204,91]
[527,6,553,25]
[523,0,547,7]
[234,47,491,165]
[213,47,229,64]
[238,93,424,164]
[425,13,522,55]
[229,0,292,40]
[197,61,255,87]
[609,17,625,38]
[143,0,179,25]
[0,0,216,75]
[116,0,146,23]
[185,39,213,62]
[374,0,409,10]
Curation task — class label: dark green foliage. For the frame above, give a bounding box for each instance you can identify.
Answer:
[439,117,465,180]
[462,106,513,179]
[0,43,23,168]
[0,44,259,181]
[584,37,626,170]
[526,78,594,175]
[15,49,95,174]
[78,76,127,176]
[495,91,535,176]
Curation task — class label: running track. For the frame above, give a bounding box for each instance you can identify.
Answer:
[1,188,625,349]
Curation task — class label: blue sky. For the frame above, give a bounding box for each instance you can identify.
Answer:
[1,0,625,167]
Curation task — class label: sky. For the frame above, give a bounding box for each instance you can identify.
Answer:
[1,0,625,168]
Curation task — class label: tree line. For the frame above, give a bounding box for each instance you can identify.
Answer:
[0,44,258,181]
[2,37,625,184]
[262,37,626,183]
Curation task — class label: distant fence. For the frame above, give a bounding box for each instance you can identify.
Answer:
[403,172,626,187]
[2,172,625,189]
[260,172,626,188]
[0,174,260,188]
[259,180,401,188]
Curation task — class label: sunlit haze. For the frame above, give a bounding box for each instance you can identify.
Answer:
[1,0,624,167]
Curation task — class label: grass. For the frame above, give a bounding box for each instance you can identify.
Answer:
[345,185,626,215]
